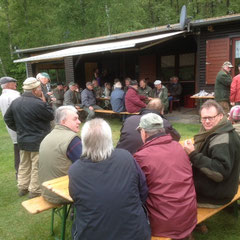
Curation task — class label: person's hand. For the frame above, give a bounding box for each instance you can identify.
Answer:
[89,106,94,111]
[51,97,56,102]
[148,97,153,101]
[47,91,53,96]
[184,139,195,155]
[231,102,235,106]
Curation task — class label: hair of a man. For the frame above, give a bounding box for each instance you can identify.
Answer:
[146,98,163,113]
[0,83,8,89]
[55,105,78,125]
[199,99,224,115]
[81,118,114,162]
[114,81,122,89]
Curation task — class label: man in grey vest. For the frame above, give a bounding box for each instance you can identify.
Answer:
[39,105,82,204]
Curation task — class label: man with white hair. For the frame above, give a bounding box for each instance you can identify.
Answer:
[68,118,151,240]
[39,106,81,204]
[4,77,54,198]
[36,72,54,103]
[110,81,125,112]
[134,113,197,239]
[151,80,169,113]
[0,76,20,178]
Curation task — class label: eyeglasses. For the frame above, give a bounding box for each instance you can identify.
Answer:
[201,114,219,122]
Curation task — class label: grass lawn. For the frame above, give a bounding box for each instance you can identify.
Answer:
[0,113,240,240]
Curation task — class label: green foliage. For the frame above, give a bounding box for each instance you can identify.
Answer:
[0,0,240,80]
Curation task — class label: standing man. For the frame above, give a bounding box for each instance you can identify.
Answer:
[0,77,20,178]
[230,63,240,106]
[151,80,169,113]
[214,61,234,114]
[184,100,240,207]
[39,106,81,204]
[4,77,54,198]
[134,113,197,239]
[81,82,102,121]
[36,72,54,103]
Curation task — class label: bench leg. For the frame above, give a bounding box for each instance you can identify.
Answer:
[51,208,56,236]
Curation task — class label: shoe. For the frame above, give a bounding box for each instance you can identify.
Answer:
[28,192,41,199]
[18,189,28,197]
[194,223,208,234]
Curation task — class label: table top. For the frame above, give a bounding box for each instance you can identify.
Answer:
[42,175,73,202]
[190,95,214,99]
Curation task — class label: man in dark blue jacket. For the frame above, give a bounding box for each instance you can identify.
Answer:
[110,81,125,112]
[69,118,151,240]
[4,77,54,198]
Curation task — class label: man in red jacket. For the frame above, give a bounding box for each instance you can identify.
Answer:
[134,113,197,240]
[125,80,148,113]
[230,64,240,106]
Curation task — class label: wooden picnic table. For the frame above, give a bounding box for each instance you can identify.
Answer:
[190,95,214,108]
[42,175,73,202]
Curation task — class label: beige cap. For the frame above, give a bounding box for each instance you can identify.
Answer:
[222,61,233,68]
[22,77,40,90]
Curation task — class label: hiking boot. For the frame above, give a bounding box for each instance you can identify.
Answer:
[18,189,28,197]
[28,192,41,199]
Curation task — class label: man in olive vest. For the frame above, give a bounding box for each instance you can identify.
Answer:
[39,105,82,204]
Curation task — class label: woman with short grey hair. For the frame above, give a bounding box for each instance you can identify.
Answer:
[69,118,151,240]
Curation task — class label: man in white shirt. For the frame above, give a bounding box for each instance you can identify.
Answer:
[0,76,20,178]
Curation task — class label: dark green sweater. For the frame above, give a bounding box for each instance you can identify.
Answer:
[214,70,232,102]
[189,121,240,205]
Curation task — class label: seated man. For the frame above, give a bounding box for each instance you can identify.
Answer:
[110,81,125,112]
[125,80,147,113]
[39,106,82,204]
[68,118,151,240]
[63,82,82,107]
[151,80,168,113]
[81,82,102,121]
[138,78,152,97]
[116,98,180,154]
[92,79,102,98]
[134,113,197,240]
[167,76,182,101]
[184,100,240,207]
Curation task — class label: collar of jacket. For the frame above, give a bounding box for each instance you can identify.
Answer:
[22,91,39,99]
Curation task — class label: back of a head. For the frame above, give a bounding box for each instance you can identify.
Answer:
[81,118,114,162]
[55,105,77,125]
[114,81,122,89]
[229,105,240,123]
[146,98,163,113]
[138,113,164,136]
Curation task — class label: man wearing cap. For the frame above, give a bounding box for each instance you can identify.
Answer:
[63,82,82,107]
[81,82,102,121]
[4,77,54,198]
[229,105,240,136]
[36,72,54,103]
[52,82,64,109]
[0,76,21,178]
[214,61,234,114]
[134,113,197,239]
[116,98,180,154]
[230,64,240,106]
[151,80,169,113]
[184,100,240,207]
[125,80,147,113]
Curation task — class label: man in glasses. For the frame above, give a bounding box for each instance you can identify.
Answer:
[184,100,240,208]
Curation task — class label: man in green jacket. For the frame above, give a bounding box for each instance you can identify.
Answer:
[214,61,234,114]
[184,100,240,207]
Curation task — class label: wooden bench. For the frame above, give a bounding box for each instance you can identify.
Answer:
[22,196,71,240]
[151,185,240,240]
[77,108,139,115]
